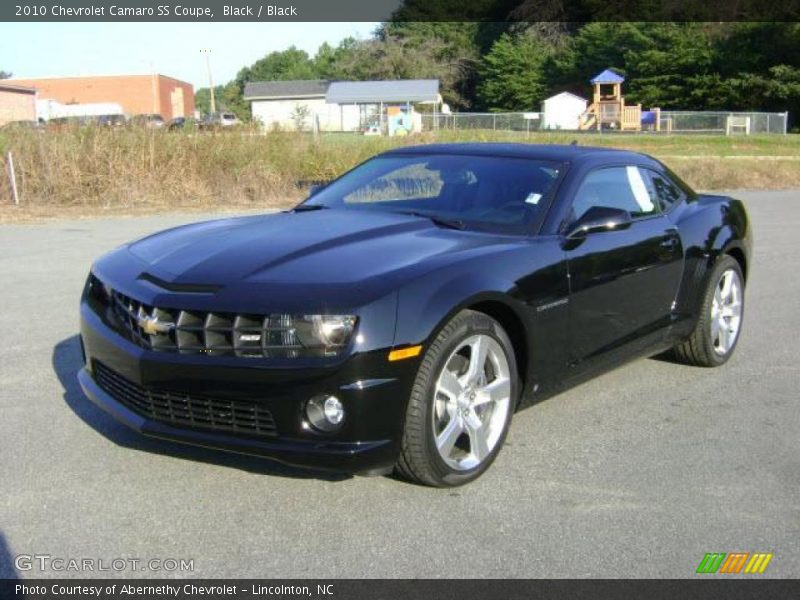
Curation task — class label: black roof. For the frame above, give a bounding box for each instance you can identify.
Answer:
[385,143,652,164]
[0,82,36,94]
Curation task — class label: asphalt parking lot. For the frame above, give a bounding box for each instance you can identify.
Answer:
[0,190,798,579]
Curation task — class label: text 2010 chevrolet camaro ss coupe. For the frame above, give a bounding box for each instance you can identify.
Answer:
[79,143,752,486]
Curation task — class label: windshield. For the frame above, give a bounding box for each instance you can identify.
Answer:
[304,154,563,234]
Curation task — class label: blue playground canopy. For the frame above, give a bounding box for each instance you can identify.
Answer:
[590,69,625,84]
[641,111,657,125]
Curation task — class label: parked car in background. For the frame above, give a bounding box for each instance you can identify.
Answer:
[131,114,165,129]
[203,112,242,128]
[78,143,751,487]
[218,112,241,127]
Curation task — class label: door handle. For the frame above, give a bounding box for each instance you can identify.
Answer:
[660,236,679,249]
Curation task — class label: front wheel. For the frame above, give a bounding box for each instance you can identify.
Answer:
[674,255,745,367]
[395,310,519,487]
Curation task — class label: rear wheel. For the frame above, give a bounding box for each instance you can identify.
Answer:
[674,255,745,367]
[395,310,519,487]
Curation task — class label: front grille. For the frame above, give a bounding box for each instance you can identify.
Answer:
[93,361,278,437]
[107,289,322,358]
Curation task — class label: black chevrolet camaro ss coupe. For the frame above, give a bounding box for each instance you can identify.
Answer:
[79,143,752,486]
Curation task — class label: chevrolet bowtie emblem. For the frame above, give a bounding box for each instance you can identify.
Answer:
[136,310,175,336]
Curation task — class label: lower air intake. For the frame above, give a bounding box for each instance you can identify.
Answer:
[93,361,278,437]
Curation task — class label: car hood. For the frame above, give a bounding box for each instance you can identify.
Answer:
[125,209,515,289]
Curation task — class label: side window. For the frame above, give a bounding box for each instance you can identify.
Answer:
[571,166,658,222]
[644,169,687,212]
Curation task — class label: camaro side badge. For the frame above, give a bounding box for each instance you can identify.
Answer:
[536,298,569,312]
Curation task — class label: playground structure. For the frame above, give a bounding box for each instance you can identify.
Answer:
[579,69,662,132]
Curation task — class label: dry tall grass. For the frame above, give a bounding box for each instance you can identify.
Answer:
[0,126,798,221]
[0,126,373,210]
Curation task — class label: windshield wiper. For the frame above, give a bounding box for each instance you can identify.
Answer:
[292,204,329,212]
[396,211,466,230]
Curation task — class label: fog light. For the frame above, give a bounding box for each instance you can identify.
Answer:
[305,395,345,432]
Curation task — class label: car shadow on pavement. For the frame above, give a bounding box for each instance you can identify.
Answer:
[53,335,351,482]
[649,349,683,364]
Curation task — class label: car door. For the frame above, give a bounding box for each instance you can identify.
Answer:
[564,165,684,365]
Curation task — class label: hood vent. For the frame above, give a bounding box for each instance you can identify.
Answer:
[137,272,222,294]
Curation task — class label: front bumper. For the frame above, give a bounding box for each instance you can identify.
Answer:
[78,368,396,473]
[79,303,420,475]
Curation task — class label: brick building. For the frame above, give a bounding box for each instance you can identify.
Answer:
[8,74,194,121]
[0,82,37,126]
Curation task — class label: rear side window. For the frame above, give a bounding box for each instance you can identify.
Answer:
[643,169,687,212]
[571,166,658,222]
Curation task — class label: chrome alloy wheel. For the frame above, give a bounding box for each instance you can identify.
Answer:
[432,334,512,471]
[711,268,743,356]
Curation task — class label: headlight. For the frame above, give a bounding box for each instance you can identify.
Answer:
[265,314,357,357]
[294,315,357,348]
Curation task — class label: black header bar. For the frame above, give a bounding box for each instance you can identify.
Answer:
[2,0,799,22]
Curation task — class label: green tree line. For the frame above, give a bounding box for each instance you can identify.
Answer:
[196,22,800,123]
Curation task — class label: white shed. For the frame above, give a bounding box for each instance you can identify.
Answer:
[541,92,588,130]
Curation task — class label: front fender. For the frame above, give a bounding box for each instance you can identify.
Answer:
[391,239,569,398]
[396,273,520,348]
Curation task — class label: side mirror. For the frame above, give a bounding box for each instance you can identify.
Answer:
[565,206,632,239]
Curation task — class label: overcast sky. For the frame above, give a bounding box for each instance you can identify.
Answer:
[0,22,379,88]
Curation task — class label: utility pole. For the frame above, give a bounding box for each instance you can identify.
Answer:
[200,49,216,115]
[140,59,158,115]
[150,60,157,115]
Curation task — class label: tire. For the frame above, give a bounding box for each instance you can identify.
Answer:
[673,255,745,367]
[395,310,520,487]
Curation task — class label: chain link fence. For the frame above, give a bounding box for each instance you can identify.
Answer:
[423,112,539,133]
[659,111,788,134]
[422,111,789,135]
